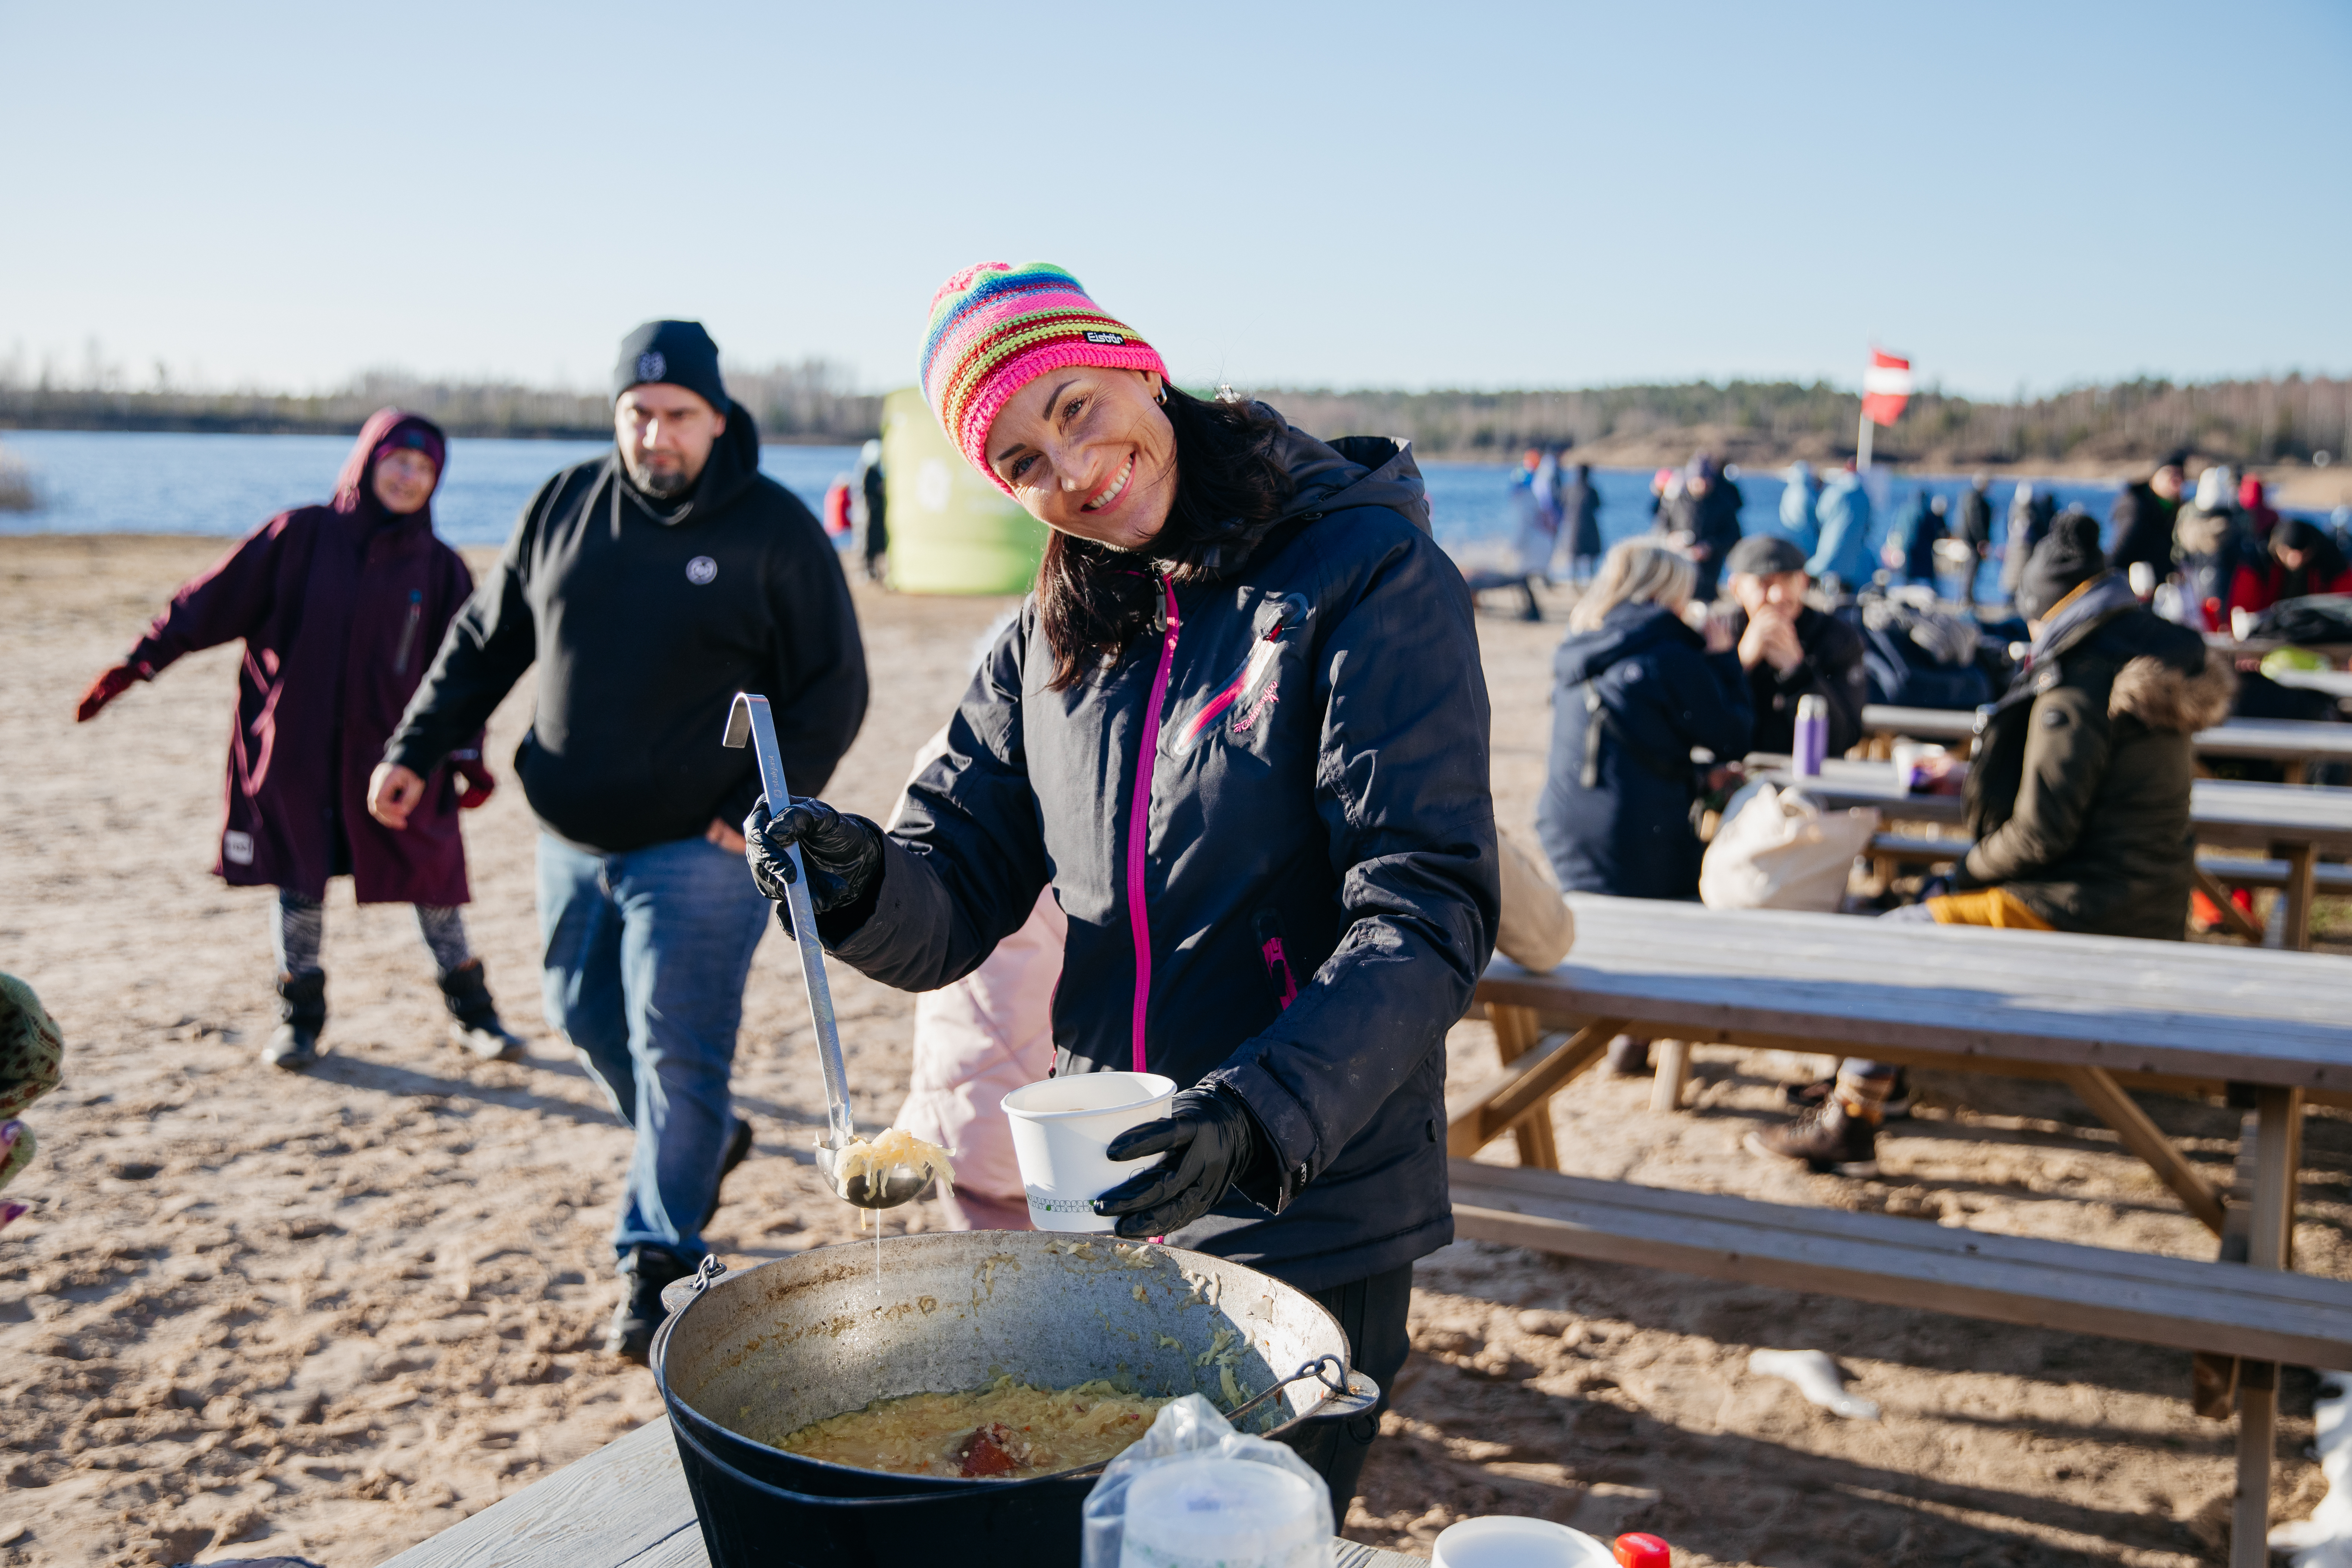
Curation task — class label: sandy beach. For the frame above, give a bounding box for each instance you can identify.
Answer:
[5,535,2349,1567]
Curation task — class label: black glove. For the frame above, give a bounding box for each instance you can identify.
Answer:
[744,795,884,920]
[1093,1086,1255,1239]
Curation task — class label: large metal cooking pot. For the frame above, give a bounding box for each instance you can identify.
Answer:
[651,1230,1378,1568]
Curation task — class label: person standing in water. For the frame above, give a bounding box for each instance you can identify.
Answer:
[746,263,1497,1505]
[375,322,869,1361]
[75,410,523,1070]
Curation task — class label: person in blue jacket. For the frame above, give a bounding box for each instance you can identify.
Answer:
[1809,459,1877,589]
[1779,460,1821,554]
[1536,538,1752,902]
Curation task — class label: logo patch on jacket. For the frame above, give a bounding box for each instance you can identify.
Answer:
[223,830,254,865]
[686,556,718,585]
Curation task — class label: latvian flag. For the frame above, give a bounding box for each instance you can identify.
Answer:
[1861,350,1913,427]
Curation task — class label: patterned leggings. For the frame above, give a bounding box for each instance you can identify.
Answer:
[271,889,472,979]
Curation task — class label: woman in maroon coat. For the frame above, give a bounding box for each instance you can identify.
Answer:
[74,409,525,1070]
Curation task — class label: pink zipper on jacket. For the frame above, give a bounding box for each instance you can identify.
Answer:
[1126,573,1181,1073]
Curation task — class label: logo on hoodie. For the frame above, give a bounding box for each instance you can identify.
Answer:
[686,556,718,585]
[637,350,667,382]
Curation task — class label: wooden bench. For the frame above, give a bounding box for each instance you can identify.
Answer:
[1862,831,2352,945]
[1451,897,2352,1568]
[380,1416,1423,1568]
[1450,1160,2352,1371]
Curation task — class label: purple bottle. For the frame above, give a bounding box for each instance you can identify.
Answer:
[1792,694,1828,779]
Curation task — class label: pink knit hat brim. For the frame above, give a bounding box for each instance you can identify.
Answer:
[919,262,1170,496]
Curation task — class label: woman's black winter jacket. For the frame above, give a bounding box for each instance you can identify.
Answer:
[823,418,1499,1292]
[1536,602,1753,900]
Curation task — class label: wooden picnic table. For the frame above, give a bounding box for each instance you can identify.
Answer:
[1861,703,2352,782]
[2270,667,2352,704]
[1451,895,2352,1568]
[1756,757,2352,948]
[380,1415,1422,1568]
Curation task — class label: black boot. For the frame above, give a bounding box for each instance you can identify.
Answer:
[607,1245,691,1363]
[437,958,526,1062]
[265,970,326,1071]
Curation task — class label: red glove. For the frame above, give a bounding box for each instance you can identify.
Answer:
[451,752,496,810]
[75,661,150,722]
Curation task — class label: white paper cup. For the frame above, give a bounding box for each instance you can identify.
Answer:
[1001,1071,1177,1233]
[1432,1516,1616,1568]
[1119,1456,1323,1568]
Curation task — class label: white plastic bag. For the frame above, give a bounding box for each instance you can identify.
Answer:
[1700,781,1881,913]
[1083,1395,1332,1568]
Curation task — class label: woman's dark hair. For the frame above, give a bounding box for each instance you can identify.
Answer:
[1035,386,1295,691]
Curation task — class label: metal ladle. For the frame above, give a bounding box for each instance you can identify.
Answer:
[724,692,936,1211]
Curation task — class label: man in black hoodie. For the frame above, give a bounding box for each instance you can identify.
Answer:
[372,321,869,1358]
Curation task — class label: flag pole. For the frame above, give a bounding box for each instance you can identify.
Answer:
[1857,407,1873,471]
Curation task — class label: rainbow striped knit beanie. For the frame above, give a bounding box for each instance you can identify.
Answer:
[921,262,1169,495]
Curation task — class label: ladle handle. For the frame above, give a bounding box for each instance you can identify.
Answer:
[726,693,856,1151]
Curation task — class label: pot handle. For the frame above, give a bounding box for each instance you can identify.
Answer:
[1227,1355,1382,1428]
[661,1253,729,1319]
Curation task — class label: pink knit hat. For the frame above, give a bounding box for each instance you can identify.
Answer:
[920,262,1170,495]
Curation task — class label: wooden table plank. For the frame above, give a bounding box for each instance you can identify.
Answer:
[382,1414,1428,1568]
[378,1418,698,1568]
[1864,705,2352,768]
[1761,758,2352,854]
[1482,900,2352,1089]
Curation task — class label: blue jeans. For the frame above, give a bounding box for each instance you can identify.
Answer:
[536,832,770,1264]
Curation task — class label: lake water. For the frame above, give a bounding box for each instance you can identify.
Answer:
[0,428,2301,603]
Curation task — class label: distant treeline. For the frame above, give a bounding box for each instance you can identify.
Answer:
[0,363,881,444]
[3,366,2344,471]
[1241,376,2352,471]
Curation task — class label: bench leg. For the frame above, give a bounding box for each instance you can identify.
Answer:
[2060,1065,2227,1237]
[1448,1017,1625,1164]
[2192,865,2268,944]
[2229,1085,2302,1568]
[1650,1039,1693,1112]
[2283,845,2318,952]
[1489,1004,1561,1171]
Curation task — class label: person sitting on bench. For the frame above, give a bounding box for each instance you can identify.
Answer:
[1751,511,2234,1175]
[1720,534,1866,758]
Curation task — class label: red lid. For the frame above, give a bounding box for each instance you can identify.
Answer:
[1615,1534,1672,1568]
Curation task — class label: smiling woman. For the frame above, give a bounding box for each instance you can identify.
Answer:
[743,259,1501,1511]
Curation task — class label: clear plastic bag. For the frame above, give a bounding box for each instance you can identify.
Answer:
[1082,1395,1333,1568]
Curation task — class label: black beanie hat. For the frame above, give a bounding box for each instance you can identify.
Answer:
[1725,534,1808,579]
[613,320,729,414]
[2016,509,2106,621]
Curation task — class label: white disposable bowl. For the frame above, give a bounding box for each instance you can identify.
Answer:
[1432,1516,1617,1568]
[1000,1071,1177,1233]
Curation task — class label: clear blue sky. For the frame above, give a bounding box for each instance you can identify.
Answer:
[3,1,2345,398]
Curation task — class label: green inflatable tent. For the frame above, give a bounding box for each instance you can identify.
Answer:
[879,386,1049,595]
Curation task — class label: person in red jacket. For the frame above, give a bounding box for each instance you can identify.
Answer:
[2228,516,2352,619]
[74,409,524,1071]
